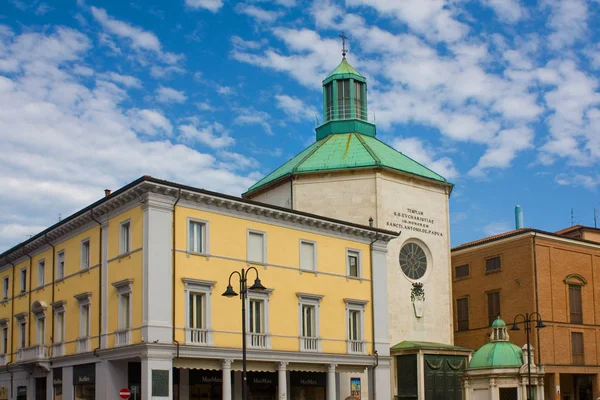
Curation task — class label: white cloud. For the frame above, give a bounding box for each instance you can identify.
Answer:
[233,109,273,135]
[483,0,526,23]
[555,173,599,190]
[185,0,223,12]
[128,109,173,136]
[178,122,235,149]
[99,71,142,88]
[236,4,282,22]
[483,221,512,236]
[469,128,534,177]
[274,94,318,121]
[391,137,458,180]
[91,7,161,52]
[156,86,187,103]
[545,0,589,49]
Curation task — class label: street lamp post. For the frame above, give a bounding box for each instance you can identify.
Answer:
[510,312,546,400]
[222,267,266,400]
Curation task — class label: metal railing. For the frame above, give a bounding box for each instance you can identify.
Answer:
[115,330,130,346]
[300,337,320,352]
[248,333,268,349]
[52,343,64,357]
[187,328,210,345]
[77,337,89,353]
[347,340,365,354]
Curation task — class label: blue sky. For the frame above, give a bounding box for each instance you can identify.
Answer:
[1,0,599,251]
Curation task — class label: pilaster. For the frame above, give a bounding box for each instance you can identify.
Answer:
[223,359,233,400]
[327,363,336,400]
[142,356,173,400]
[101,220,109,348]
[277,362,288,400]
[371,241,390,357]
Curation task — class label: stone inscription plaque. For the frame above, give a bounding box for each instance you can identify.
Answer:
[152,369,169,397]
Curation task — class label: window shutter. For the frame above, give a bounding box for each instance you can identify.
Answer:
[300,242,315,270]
[248,232,265,263]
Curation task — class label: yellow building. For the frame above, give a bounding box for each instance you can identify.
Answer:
[0,176,397,400]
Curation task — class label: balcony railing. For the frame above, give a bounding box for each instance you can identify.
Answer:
[17,345,47,362]
[300,337,320,352]
[115,330,130,346]
[52,343,64,357]
[321,105,375,125]
[347,340,365,354]
[0,354,6,366]
[77,337,89,353]
[186,328,210,345]
[248,333,268,349]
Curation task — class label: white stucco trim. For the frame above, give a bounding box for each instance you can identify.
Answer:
[246,289,273,349]
[119,218,131,255]
[299,239,318,273]
[246,229,267,265]
[186,217,210,255]
[345,248,363,279]
[182,278,216,345]
[297,293,323,352]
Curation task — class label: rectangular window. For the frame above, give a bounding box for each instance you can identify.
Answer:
[120,221,131,254]
[572,332,584,365]
[56,251,65,280]
[2,277,8,299]
[337,80,350,119]
[354,81,364,119]
[487,291,500,326]
[81,240,90,270]
[485,256,501,273]
[1,326,7,354]
[569,285,583,324]
[188,220,205,253]
[325,83,334,121]
[300,241,316,271]
[455,264,469,279]
[302,304,316,337]
[249,299,264,334]
[188,292,204,329]
[37,260,45,288]
[119,293,131,330]
[347,250,360,277]
[19,268,26,292]
[457,297,469,331]
[19,321,26,348]
[247,231,266,264]
[55,312,65,343]
[348,310,362,341]
[80,304,90,337]
[36,317,45,345]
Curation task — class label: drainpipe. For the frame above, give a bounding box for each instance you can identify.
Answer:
[25,253,32,348]
[532,233,541,366]
[90,208,103,356]
[43,234,56,355]
[6,259,16,399]
[368,230,380,400]
[172,189,182,357]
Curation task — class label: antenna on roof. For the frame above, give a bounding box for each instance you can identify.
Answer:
[594,208,598,228]
[571,208,575,226]
[58,214,62,222]
[339,32,348,58]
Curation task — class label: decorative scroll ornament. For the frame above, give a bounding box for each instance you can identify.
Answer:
[411,282,425,318]
[426,359,443,370]
[447,359,465,370]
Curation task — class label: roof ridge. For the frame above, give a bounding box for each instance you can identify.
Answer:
[292,135,332,174]
[354,133,381,166]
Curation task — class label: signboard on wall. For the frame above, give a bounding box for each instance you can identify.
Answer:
[350,377,361,399]
[152,369,169,397]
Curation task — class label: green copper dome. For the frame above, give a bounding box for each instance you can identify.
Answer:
[323,58,365,85]
[468,317,523,369]
[244,133,449,194]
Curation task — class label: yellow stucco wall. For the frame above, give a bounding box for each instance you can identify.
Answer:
[173,205,373,354]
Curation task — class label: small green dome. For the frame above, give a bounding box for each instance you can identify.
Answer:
[492,317,506,327]
[323,58,365,85]
[468,342,523,369]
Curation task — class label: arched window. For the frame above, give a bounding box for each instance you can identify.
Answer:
[564,274,586,324]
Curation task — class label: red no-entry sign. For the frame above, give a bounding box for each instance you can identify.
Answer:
[120,388,131,399]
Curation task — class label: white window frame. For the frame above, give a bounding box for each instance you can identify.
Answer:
[56,250,65,280]
[74,292,91,338]
[51,301,66,344]
[247,229,267,265]
[80,239,91,270]
[2,276,8,299]
[299,239,317,272]
[37,259,45,288]
[187,218,209,254]
[19,268,26,293]
[15,313,27,349]
[35,315,45,346]
[345,298,368,354]
[112,279,133,331]
[346,248,362,278]
[182,278,215,345]
[120,219,131,255]
[0,320,8,354]
[246,289,272,349]
[297,293,323,352]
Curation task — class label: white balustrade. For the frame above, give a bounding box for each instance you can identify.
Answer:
[187,328,209,345]
[248,333,268,349]
[300,337,320,352]
[77,337,89,353]
[115,330,130,346]
[347,340,365,354]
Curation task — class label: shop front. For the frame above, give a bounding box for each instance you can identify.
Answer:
[73,363,95,400]
[16,386,27,400]
[247,372,277,400]
[189,369,224,400]
[290,372,326,400]
[53,369,63,400]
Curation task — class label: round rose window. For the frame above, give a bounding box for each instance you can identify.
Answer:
[399,242,428,280]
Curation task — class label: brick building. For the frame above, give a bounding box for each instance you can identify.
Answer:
[452,226,600,400]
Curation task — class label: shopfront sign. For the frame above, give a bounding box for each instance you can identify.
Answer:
[247,372,277,386]
[73,363,96,385]
[53,368,63,387]
[17,386,27,396]
[190,369,222,384]
[290,372,326,387]
[152,369,169,397]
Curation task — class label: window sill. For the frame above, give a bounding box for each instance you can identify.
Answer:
[485,269,502,275]
[16,292,26,298]
[299,268,317,275]
[453,275,471,281]
[346,276,363,282]
[118,252,131,260]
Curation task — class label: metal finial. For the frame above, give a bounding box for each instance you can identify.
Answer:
[339,32,348,58]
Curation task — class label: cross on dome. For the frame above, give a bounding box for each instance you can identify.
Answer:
[339,32,348,58]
